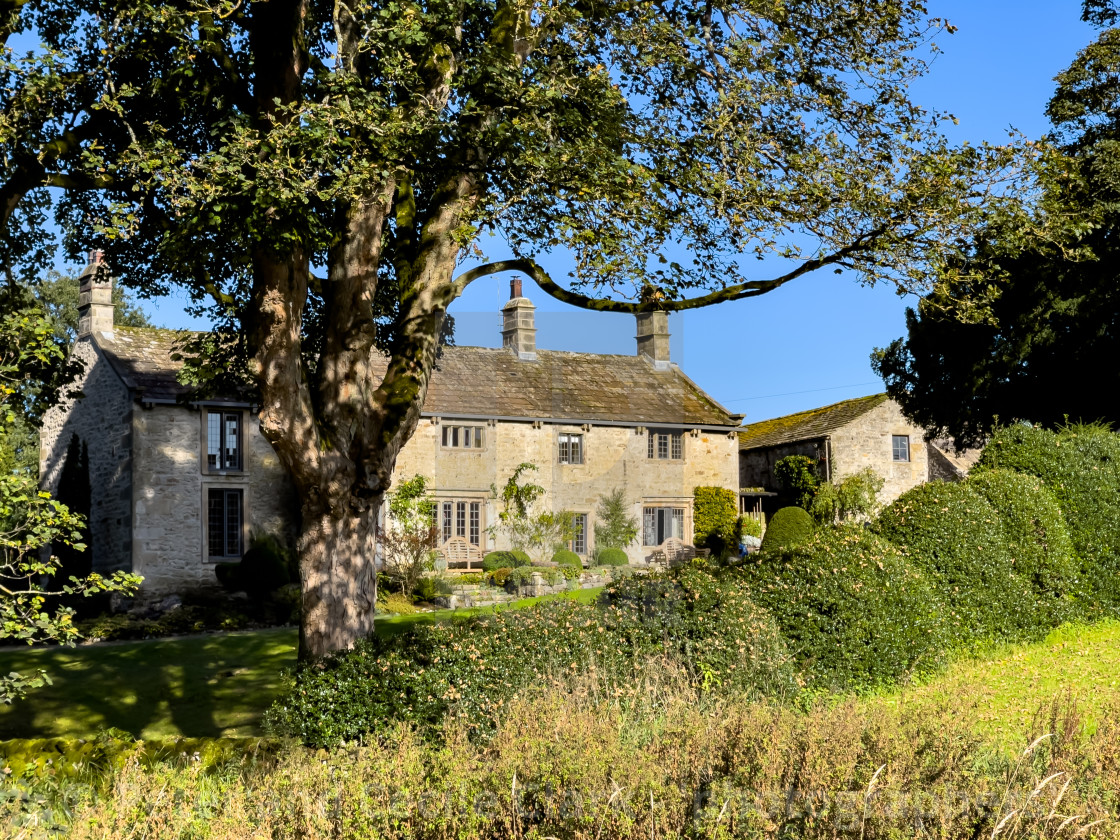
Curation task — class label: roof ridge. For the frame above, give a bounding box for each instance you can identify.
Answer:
[738,393,890,449]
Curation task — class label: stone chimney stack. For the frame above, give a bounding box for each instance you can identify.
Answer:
[501,277,537,360]
[78,250,114,338]
[635,311,670,366]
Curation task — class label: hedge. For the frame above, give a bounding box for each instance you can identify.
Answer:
[975,423,1120,610]
[967,468,1082,622]
[741,526,946,686]
[873,481,1041,643]
[265,564,795,746]
[693,486,739,556]
[760,507,814,553]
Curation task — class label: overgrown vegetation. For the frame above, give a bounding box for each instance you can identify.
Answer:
[808,467,884,524]
[774,455,820,509]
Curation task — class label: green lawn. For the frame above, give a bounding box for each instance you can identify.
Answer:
[0,587,603,740]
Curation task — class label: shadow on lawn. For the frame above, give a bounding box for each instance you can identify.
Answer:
[0,630,298,739]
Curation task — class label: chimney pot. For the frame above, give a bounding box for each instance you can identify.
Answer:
[77,251,115,338]
[501,280,536,360]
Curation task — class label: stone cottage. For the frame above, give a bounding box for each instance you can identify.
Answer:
[40,258,743,597]
[737,393,932,518]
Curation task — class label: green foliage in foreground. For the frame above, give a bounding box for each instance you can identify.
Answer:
[742,527,946,687]
[759,506,815,553]
[967,468,1082,620]
[873,481,1041,643]
[975,423,1120,611]
[265,566,796,746]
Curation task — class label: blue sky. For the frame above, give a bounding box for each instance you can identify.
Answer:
[135,1,1096,423]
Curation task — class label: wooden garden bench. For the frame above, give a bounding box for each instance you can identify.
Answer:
[645,537,699,567]
[437,537,485,573]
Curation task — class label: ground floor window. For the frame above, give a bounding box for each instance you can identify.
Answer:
[440,500,483,546]
[570,512,588,555]
[207,488,243,559]
[643,506,685,546]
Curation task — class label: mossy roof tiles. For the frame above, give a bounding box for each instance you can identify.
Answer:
[737,393,890,450]
[94,328,739,427]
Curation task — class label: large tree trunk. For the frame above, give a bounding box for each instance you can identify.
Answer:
[298,499,380,659]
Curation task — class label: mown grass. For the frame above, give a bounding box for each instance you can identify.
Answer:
[0,587,603,740]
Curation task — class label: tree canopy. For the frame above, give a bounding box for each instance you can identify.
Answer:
[874,2,1120,448]
[1,0,1027,655]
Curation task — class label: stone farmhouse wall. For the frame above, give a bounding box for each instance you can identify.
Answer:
[827,399,927,505]
[130,404,298,596]
[39,338,134,574]
[394,419,740,564]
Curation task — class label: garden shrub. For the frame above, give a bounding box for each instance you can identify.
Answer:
[873,481,1041,643]
[487,567,514,586]
[481,551,530,572]
[512,549,533,566]
[414,575,452,602]
[552,549,582,568]
[693,486,739,556]
[975,423,1120,610]
[741,526,945,686]
[215,534,292,597]
[597,547,629,566]
[265,563,796,746]
[967,468,1081,620]
[759,507,814,553]
[739,515,762,539]
[774,455,820,508]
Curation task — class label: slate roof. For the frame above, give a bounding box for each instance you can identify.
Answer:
[93,328,740,427]
[737,393,890,450]
[95,326,199,401]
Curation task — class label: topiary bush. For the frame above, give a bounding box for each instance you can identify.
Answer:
[873,481,1041,643]
[975,423,1120,611]
[693,486,739,557]
[967,468,1082,621]
[596,547,629,566]
[481,551,531,572]
[215,534,292,598]
[741,526,946,687]
[265,563,796,746]
[552,549,582,568]
[759,507,814,553]
[512,549,533,566]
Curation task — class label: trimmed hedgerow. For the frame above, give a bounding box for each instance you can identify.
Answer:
[975,423,1120,610]
[264,564,795,746]
[741,526,946,686]
[552,549,582,568]
[760,507,814,553]
[967,468,1082,621]
[873,481,1040,643]
[596,547,629,566]
[693,486,739,556]
[481,551,531,572]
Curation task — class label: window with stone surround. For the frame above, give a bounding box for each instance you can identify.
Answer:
[643,506,685,546]
[441,425,485,449]
[207,488,244,559]
[892,435,911,462]
[206,409,243,472]
[558,432,583,464]
[439,499,484,547]
[647,430,683,460]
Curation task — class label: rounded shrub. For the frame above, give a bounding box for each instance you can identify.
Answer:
[976,423,1120,610]
[597,547,629,566]
[215,534,291,596]
[741,526,946,686]
[873,481,1040,643]
[760,507,814,553]
[266,563,795,746]
[512,549,532,566]
[481,551,530,572]
[552,549,582,568]
[968,468,1081,619]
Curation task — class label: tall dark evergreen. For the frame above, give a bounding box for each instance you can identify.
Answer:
[874,2,1120,448]
[53,434,91,586]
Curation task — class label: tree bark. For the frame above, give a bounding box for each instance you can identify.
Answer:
[298,498,380,659]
